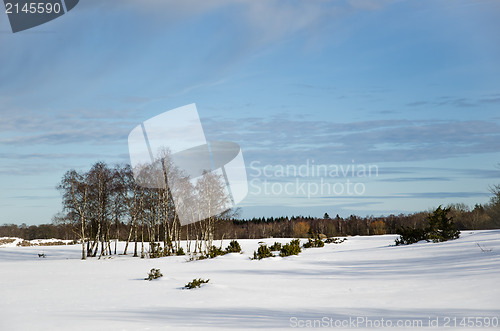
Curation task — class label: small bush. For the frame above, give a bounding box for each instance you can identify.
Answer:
[207,245,226,258]
[303,238,325,248]
[149,242,164,258]
[189,245,227,261]
[395,206,460,245]
[176,247,185,256]
[145,268,163,281]
[269,242,282,251]
[184,278,209,289]
[253,244,273,260]
[395,227,427,246]
[17,240,32,247]
[280,239,301,257]
[325,237,346,244]
[163,236,174,256]
[225,240,241,253]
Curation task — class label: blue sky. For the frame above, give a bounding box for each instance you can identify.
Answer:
[1,0,500,225]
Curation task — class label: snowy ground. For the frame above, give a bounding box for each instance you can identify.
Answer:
[0,231,499,331]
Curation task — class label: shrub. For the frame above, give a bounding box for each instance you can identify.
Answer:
[280,239,301,257]
[395,206,460,246]
[169,237,176,254]
[395,227,427,246]
[188,253,206,261]
[176,247,185,256]
[303,238,325,248]
[225,240,241,253]
[325,237,346,244]
[269,242,282,251]
[207,245,225,258]
[427,206,460,242]
[253,244,273,260]
[149,242,164,258]
[395,206,460,245]
[184,278,209,289]
[145,268,163,281]
[190,244,229,260]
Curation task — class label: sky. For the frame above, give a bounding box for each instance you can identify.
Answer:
[1,0,500,225]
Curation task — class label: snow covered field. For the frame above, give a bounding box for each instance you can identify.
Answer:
[1,231,499,331]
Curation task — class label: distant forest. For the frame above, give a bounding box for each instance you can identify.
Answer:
[1,161,499,259]
[1,200,498,241]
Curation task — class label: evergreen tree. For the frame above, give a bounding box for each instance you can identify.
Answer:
[395,206,460,245]
[427,205,460,242]
[394,227,427,245]
[225,240,241,253]
[280,239,301,257]
[253,244,273,259]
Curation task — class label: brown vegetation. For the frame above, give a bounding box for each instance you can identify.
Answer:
[0,238,16,245]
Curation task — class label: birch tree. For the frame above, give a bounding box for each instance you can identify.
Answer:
[57,170,89,260]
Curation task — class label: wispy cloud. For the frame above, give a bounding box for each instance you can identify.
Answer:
[407,93,500,108]
[398,192,491,199]
[203,116,500,164]
[480,95,500,104]
[378,166,500,179]
[0,130,126,146]
[378,177,453,183]
[0,152,117,160]
[0,107,137,146]
[316,192,490,200]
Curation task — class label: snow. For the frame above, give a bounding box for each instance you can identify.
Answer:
[0,231,499,330]
[0,237,24,247]
[0,237,74,248]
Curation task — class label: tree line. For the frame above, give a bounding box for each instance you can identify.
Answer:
[1,161,499,259]
[2,202,497,242]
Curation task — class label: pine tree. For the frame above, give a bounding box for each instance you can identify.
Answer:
[225,240,241,253]
[395,206,460,245]
[253,244,273,259]
[280,239,301,256]
[427,206,460,242]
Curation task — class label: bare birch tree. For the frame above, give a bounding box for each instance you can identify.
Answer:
[57,170,89,260]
